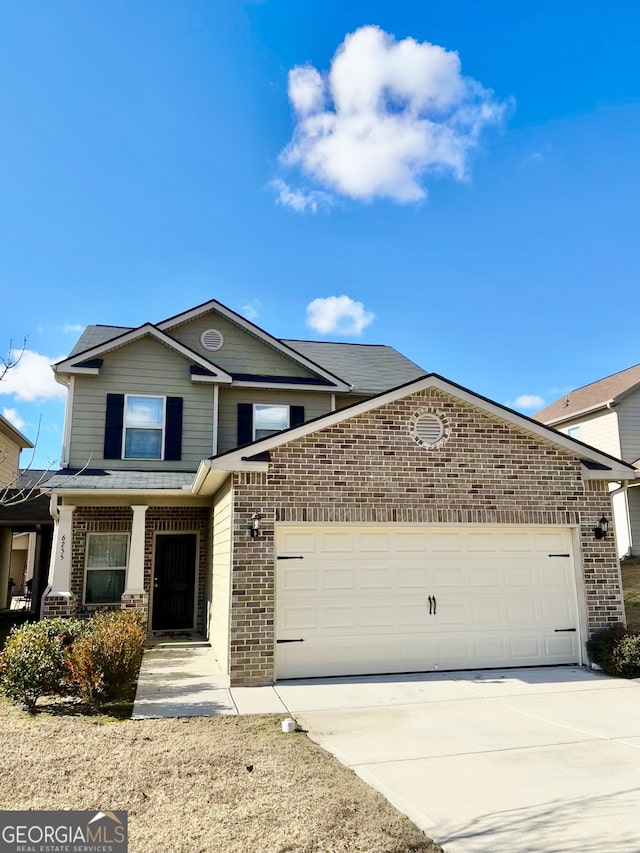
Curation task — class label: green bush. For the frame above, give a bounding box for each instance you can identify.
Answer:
[0,618,86,711]
[587,625,640,678]
[64,610,146,710]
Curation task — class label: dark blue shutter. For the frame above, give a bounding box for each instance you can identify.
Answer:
[290,405,305,428]
[237,403,253,446]
[164,397,183,461]
[103,394,124,459]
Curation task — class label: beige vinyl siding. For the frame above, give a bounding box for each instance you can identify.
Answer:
[616,388,640,464]
[0,437,20,489]
[558,409,621,459]
[169,312,320,379]
[209,479,233,668]
[217,388,334,453]
[68,336,214,469]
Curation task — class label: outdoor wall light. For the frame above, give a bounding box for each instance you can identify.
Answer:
[249,513,262,538]
[594,516,609,540]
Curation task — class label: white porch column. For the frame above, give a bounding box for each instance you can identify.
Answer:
[47,505,75,595]
[43,504,76,619]
[125,505,148,593]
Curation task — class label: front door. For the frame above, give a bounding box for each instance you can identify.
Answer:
[152,534,197,631]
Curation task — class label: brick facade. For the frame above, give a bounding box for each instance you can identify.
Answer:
[66,505,209,632]
[228,388,623,685]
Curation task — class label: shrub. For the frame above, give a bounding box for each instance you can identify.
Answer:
[587,625,640,678]
[0,618,86,711]
[65,610,146,710]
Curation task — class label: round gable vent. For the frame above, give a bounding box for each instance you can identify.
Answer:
[200,329,224,352]
[409,409,449,450]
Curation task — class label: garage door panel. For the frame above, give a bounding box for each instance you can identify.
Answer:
[538,564,573,586]
[358,566,394,589]
[357,532,393,551]
[281,567,316,591]
[276,526,580,679]
[394,532,430,551]
[501,532,538,552]
[280,606,317,631]
[321,567,355,590]
[279,531,317,553]
[318,532,354,552]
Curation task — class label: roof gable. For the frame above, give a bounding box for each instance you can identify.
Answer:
[200,373,638,484]
[156,299,350,390]
[54,324,233,382]
[0,413,33,449]
[535,363,640,425]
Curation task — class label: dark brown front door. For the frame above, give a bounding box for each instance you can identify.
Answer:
[152,534,197,630]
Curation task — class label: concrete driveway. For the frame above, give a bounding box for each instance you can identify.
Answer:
[275,667,640,853]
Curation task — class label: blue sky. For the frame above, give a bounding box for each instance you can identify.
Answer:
[1,0,639,468]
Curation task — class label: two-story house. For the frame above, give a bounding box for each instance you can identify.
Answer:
[44,298,637,686]
[536,364,640,559]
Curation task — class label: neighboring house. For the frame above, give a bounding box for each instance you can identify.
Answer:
[535,364,640,558]
[0,412,32,493]
[43,298,638,685]
[0,415,34,609]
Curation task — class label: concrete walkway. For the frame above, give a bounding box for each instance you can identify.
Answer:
[132,639,288,718]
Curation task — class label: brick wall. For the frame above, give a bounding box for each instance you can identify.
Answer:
[229,388,623,685]
[70,505,209,632]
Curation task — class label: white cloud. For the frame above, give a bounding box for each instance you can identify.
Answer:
[241,299,261,321]
[306,295,374,336]
[2,407,26,431]
[60,324,84,334]
[0,350,66,402]
[271,179,332,213]
[511,394,545,410]
[277,25,509,204]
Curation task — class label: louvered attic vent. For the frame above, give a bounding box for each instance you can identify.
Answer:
[200,329,224,351]
[410,411,447,449]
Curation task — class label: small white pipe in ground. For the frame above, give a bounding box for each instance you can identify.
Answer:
[281,718,296,733]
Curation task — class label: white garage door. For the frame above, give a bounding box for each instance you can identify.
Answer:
[276,526,580,679]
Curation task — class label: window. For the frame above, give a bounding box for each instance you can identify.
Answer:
[123,395,165,459]
[85,534,128,604]
[567,426,581,439]
[253,404,289,440]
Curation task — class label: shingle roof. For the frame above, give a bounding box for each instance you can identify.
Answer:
[45,469,196,491]
[535,363,640,425]
[68,325,132,357]
[65,325,426,393]
[282,340,426,393]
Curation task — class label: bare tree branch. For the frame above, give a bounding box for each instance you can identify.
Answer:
[0,336,27,383]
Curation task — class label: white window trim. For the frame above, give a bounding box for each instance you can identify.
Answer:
[84,532,130,605]
[122,394,166,460]
[252,403,290,441]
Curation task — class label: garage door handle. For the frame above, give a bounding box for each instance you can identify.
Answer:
[428,595,433,614]
[433,595,437,615]
[548,554,570,558]
[428,595,437,615]
[276,639,305,643]
[554,628,576,632]
[277,556,304,560]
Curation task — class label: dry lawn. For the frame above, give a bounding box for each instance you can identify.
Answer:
[621,557,640,632]
[0,701,441,853]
